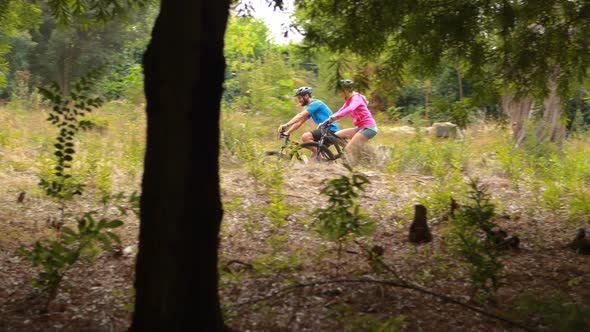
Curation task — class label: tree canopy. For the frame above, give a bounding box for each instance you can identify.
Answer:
[295,0,590,99]
[0,0,156,90]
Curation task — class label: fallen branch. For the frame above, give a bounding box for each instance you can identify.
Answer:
[233,277,537,332]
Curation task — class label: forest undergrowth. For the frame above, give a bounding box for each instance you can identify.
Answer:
[1,105,589,331]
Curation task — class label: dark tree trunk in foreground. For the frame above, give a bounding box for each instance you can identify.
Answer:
[130,1,230,331]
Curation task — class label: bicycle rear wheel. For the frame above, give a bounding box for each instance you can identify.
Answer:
[299,142,335,162]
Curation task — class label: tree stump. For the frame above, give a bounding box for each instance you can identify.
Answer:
[409,204,432,243]
[569,229,590,255]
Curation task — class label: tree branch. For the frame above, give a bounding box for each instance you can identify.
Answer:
[232,277,537,332]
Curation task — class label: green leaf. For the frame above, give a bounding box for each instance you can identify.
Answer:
[104,219,124,228]
[65,250,80,264]
[106,231,121,244]
[98,234,112,250]
[62,226,77,237]
[116,205,127,216]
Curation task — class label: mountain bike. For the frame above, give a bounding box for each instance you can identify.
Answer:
[264,122,348,163]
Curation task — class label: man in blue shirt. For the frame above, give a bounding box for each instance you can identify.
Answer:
[278,86,339,156]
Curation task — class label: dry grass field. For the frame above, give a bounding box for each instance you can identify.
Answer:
[1,104,589,331]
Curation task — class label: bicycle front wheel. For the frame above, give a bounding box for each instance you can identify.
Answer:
[261,150,290,164]
[299,142,335,162]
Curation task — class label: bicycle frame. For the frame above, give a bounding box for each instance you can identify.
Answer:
[314,123,348,161]
[272,131,306,161]
[266,125,347,163]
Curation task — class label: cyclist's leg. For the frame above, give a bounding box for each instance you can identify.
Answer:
[334,128,357,140]
[300,142,335,161]
[302,129,322,157]
[333,128,357,162]
[345,128,376,164]
[301,131,315,142]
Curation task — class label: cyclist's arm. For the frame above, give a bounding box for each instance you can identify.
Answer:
[285,118,307,134]
[284,110,310,134]
[332,94,363,120]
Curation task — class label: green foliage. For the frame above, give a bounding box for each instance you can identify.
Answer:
[514,292,590,332]
[243,155,302,273]
[37,68,104,201]
[45,0,156,27]
[220,111,261,162]
[5,69,41,110]
[98,63,146,104]
[388,134,468,180]
[222,15,304,116]
[99,191,140,219]
[568,189,590,223]
[295,0,590,132]
[0,0,41,88]
[19,211,123,301]
[314,164,375,245]
[412,141,468,217]
[248,51,296,114]
[431,97,474,129]
[120,64,145,104]
[257,160,296,230]
[6,2,157,102]
[330,303,405,332]
[493,136,529,187]
[112,287,135,313]
[223,15,272,110]
[445,177,504,295]
[251,251,303,274]
[224,15,271,64]
[297,0,590,100]
[493,134,590,220]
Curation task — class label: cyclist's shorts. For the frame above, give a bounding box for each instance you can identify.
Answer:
[356,126,378,139]
[310,129,337,142]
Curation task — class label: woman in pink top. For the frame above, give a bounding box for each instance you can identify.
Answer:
[321,79,378,163]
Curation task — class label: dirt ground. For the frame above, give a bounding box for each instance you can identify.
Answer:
[1,160,589,331]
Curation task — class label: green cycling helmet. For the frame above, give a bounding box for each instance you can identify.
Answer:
[339,79,354,89]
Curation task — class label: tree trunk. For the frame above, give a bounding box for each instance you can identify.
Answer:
[455,65,463,100]
[535,68,565,144]
[57,50,69,95]
[501,93,534,147]
[424,79,431,120]
[130,1,230,331]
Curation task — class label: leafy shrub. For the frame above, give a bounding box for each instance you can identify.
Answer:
[19,212,123,306]
[514,292,590,332]
[121,64,145,105]
[37,68,104,202]
[445,177,504,296]
[314,164,375,256]
[330,303,405,332]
